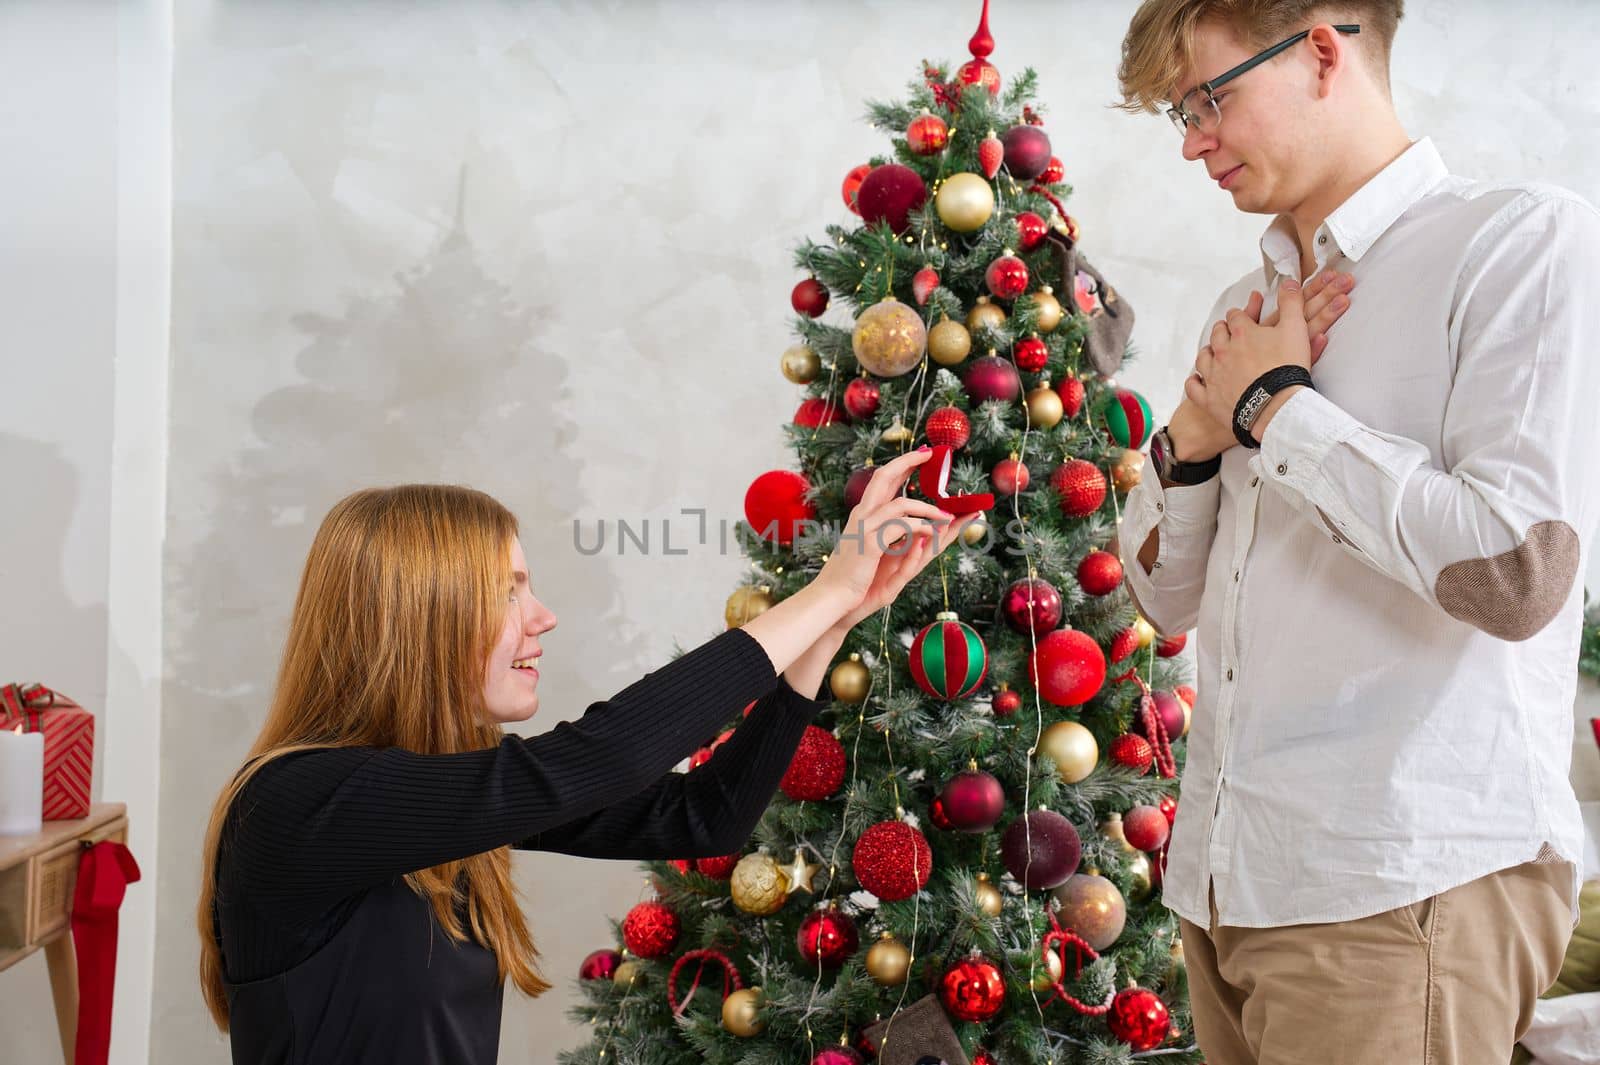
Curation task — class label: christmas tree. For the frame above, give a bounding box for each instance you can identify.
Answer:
[561,5,1199,1063]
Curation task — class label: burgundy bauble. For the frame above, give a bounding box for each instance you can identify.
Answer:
[1002,577,1062,637]
[939,954,1007,1021]
[937,769,1006,833]
[745,469,817,546]
[985,253,1030,300]
[844,466,876,510]
[1159,794,1179,825]
[1109,734,1154,775]
[1014,335,1048,372]
[844,377,881,420]
[1015,211,1049,252]
[812,1049,864,1065]
[907,112,949,155]
[796,907,859,969]
[1050,459,1108,518]
[1039,155,1066,185]
[1000,808,1081,890]
[964,355,1021,404]
[1059,376,1086,418]
[622,901,680,958]
[857,164,928,234]
[992,688,1022,717]
[792,278,830,317]
[852,821,933,901]
[695,852,741,879]
[992,456,1030,495]
[1028,628,1107,707]
[1134,690,1186,744]
[1156,632,1187,657]
[1124,804,1171,852]
[1077,550,1124,596]
[1001,125,1053,180]
[926,405,972,449]
[579,948,622,981]
[1107,987,1171,1051]
[781,725,847,801]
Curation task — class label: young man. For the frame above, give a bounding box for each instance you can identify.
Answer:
[1113,2,1600,1061]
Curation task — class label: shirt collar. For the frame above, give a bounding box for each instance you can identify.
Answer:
[1258,137,1450,283]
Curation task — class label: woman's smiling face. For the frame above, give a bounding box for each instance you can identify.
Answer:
[482,536,558,724]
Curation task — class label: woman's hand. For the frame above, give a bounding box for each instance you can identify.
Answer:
[832,509,981,633]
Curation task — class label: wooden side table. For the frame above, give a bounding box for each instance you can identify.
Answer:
[0,803,129,1064]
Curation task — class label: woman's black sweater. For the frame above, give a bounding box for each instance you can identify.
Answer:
[214,627,822,1065]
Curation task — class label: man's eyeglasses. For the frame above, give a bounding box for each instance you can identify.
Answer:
[1166,24,1360,136]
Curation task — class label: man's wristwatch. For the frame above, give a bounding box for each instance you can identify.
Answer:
[1148,426,1222,486]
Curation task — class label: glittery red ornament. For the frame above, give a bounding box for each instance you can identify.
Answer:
[795,397,844,428]
[907,111,949,155]
[1077,550,1124,596]
[1014,335,1048,372]
[985,252,1030,300]
[1050,459,1108,518]
[1002,126,1052,181]
[579,948,621,980]
[695,852,741,879]
[842,164,870,214]
[1107,986,1170,1051]
[1002,576,1062,637]
[797,907,859,969]
[937,768,1006,833]
[926,405,972,449]
[1001,808,1081,889]
[745,470,817,546]
[811,1048,864,1065]
[939,954,1007,1021]
[622,901,680,958]
[844,466,875,510]
[857,164,928,234]
[992,687,1022,717]
[1109,734,1154,775]
[844,378,881,421]
[912,266,940,306]
[964,355,1021,404]
[992,456,1030,495]
[793,278,829,317]
[781,725,847,801]
[1059,376,1085,418]
[1109,627,1139,664]
[1015,211,1049,252]
[978,131,1004,178]
[1039,155,1066,185]
[1156,633,1187,657]
[1124,804,1171,852]
[1028,628,1107,707]
[1134,691,1186,745]
[852,820,933,901]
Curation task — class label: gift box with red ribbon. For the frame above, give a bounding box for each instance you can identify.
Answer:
[0,682,93,820]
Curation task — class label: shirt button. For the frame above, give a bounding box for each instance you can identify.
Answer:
[1276,463,1288,475]
[1250,476,1260,488]
[1156,502,1164,512]
[1226,667,1234,681]
[1233,570,1240,581]
[1318,233,1328,245]
[1332,535,1342,545]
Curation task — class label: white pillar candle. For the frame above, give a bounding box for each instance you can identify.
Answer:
[0,727,44,836]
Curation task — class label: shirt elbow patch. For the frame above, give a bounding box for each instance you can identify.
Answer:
[1434,520,1579,641]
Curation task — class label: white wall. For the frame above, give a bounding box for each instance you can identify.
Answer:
[1,3,1597,1064]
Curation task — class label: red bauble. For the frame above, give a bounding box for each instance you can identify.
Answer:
[745,470,817,546]
[795,397,844,429]
[1134,691,1186,744]
[781,725,847,801]
[992,688,1022,717]
[978,132,1004,179]
[1050,459,1108,518]
[937,769,1006,833]
[939,954,1007,1021]
[907,112,949,155]
[695,852,740,879]
[844,466,876,510]
[926,406,972,449]
[668,858,691,874]
[972,1052,997,1065]
[796,907,859,969]
[1058,376,1086,418]
[1174,684,1197,708]
[1039,155,1066,185]
[852,820,933,901]
[1014,336,1048,372]
[622,901,680,958]
[1159,794,1179,825]
[1107,987,1171,1051]
[912,265,940,306]
[1109,627,1139,664]
[1002,576,1062,637]
[992,456,1030,495]
[792,278,829,317]
[1002,125,1053,180]
[1014,211,1049,252]
[985,253,1030,300]
[1028,628,1108,707]
[1124,804,1171,852]
[1077,550,1124,596]
[1156,633,1187,657]
[812,1049,864,1065]
[844,377,881,421]
[928,795,954,831]
[1000,808,1081,889]
[842,164,870,214]
[964,355,1021,404]
[1109,734,1154,775]
[957,58,1002,96]
[579,948,621,981]
[857,164,928,234]
[690,727,734,769]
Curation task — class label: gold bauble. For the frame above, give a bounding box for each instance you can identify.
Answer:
[960,518,989,547]
[1133,616,1158,649]
[721,987,766,1036]
[730,853,791,915]
[966,296,1007,335]
[1025,384,1064,429]
[1170,935,1186,974]
[1051,872,1127,951]
[1127,852,1154,903]
[928,318,973,367]
[852,298,926,378]
[935,172,996,232]
[1028,286,1065,333]
[974,872,1003,917]
[1100,811,1137,854]
[830,653,871,703]
[1112,449,1145,492]
[881,416,915,445]
[725,585,775,629]
[613,959,642,987]
[1039,720,1099,784]
[1030,944,1065,990]
[865,932,911,986]
[781,344,822,384]
[1181,700,1192,738]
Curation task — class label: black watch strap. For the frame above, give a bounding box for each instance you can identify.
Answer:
[1233,365,1314,449]
[1152,427,1221,486]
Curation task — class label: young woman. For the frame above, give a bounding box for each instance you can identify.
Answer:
[197,449,972,1065]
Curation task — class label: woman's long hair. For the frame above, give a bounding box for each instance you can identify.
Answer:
[197,484,552,1030]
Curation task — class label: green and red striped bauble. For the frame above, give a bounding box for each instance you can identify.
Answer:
[1097,387,1153,448]
[909,611,988,700]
